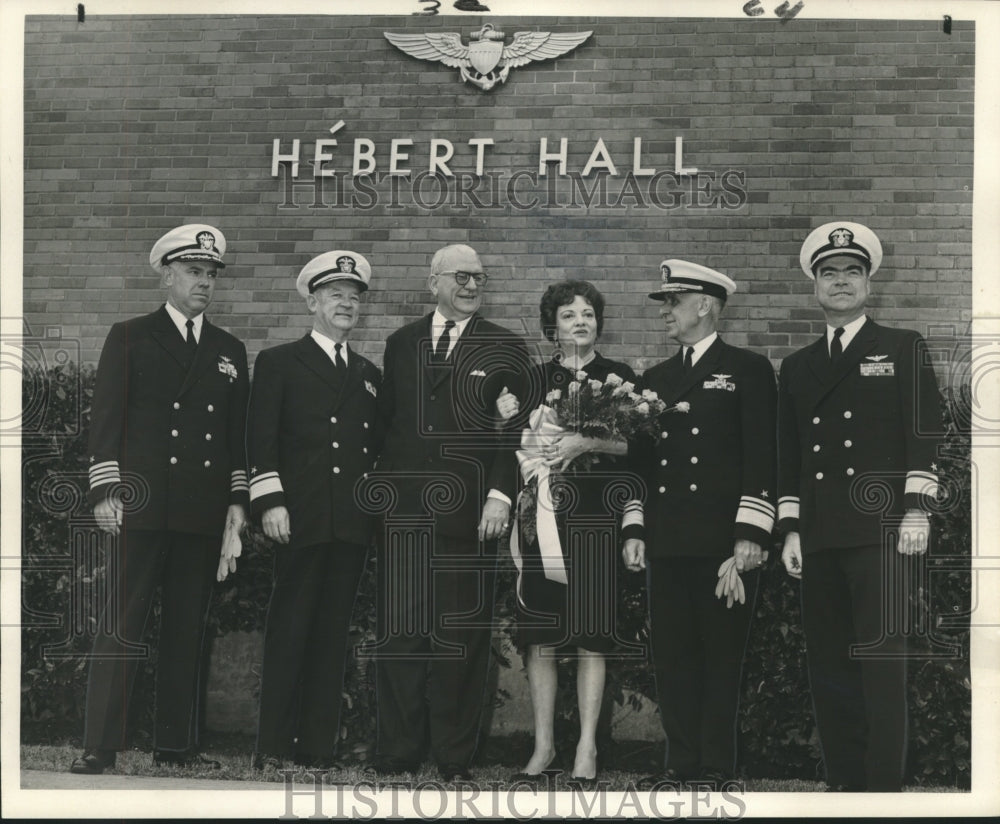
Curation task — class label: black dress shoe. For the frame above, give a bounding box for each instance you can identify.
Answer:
[294,753,342,770]
[689,769,732,790]
[636,769,688,791]
[508,769,561,786]
[252,752,285,771]
[438,764,473,782]
[153,750,221,769]
[364,757,419,776]
[69,750,117,775]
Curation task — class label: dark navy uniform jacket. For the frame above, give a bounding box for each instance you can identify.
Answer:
[626,337,778,558]
[246,335,382,549]
[374,312,531,539]
[777,317,942,552]
[87,305,250,537]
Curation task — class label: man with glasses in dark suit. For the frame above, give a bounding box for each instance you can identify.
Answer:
[368,244,530,782]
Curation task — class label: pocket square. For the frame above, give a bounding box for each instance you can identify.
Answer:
[364,380,378,397]
[469,369,487,377]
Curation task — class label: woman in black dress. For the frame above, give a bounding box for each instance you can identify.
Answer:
[498,280,636,783]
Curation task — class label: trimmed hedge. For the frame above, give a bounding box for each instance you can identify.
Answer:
[20,363,970,785]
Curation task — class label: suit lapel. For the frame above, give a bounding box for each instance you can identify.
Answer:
[294,334,342,393]
[426,312,461,391]
[806,318,880,410]
[332,344,366,411]
[666,337,725,404]
[177,318,222,398]
[150,305,189,371]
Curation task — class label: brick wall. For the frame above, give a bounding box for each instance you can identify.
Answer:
[23,14,974,379]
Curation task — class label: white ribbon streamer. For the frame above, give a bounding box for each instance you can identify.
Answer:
[509,405,569,603]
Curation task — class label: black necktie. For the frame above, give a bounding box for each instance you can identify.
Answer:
[185,319,197,354]
[434,320,455,363]
[683,346,693,371]
[334,342,347,371]
[830,327,845,363]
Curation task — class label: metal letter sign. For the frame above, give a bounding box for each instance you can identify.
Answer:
[384,24,592,92]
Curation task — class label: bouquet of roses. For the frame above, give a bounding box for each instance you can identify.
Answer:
[516,371,689,545]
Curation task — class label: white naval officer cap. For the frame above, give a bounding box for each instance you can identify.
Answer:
[648,259,737,302]
[799,221,883,279]
[150,224,227,273]
[296,250,372,297]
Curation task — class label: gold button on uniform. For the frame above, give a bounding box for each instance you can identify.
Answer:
[204,460,212,468]
[846,467,855,476]
[844,439,852,447]
[690,456,698,464]
[813,444,820,452]
[660,431,668,439]
[174,402,181,410]
[815,472,824,480]
[171,429,179,437]
[844,411,852,419]
[332,442,339,448]
[333,467,341,474]
[689,484,698,492]
[205,433,212,441]
[660,458,667,466]
[170,457,178,465]
[207,404,214,412]
[692,427,699,435]
[658,486,666,493]
[812,416,820,424]
[330,416,337,424]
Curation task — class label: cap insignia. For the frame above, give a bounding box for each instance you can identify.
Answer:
[196,231,215,251]
[337,256,356,273]
[829,227,853,247]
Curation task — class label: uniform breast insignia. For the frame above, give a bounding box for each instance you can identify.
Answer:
[860,356,894,377]
[703,374,736,391]
[384,24,592,92]
[217,354,238,381]
[364,380,378,397]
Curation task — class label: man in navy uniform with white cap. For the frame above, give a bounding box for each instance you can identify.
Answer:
[369,244,530,782]
[777,222,942,791]
[248,250,381,770]
[622,259,776,789]
[71,224,249,774]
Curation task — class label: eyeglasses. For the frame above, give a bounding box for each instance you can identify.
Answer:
[437,271,489,287]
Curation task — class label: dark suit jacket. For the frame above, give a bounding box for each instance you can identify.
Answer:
[374,312,530,539]
[777,317,942,552]
[247,335,382,548]
[87,305,250,537]
[627,337,777,558]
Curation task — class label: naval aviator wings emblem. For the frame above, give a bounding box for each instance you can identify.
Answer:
[384,24,592,92]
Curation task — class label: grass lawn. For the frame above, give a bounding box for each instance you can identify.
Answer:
[20,736,961,792]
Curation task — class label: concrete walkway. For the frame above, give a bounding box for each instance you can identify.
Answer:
[20,768,282,791]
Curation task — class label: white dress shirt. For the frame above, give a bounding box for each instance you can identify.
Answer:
[681,331,718,367]
[826,314,867,356]
[310,329,350,366]
[164,301,204,343]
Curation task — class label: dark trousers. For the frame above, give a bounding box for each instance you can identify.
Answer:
[255,540,369,759]
[83,529,218,752]
[801,544,911,791]
[647,556,758,777]
[374,531,497,769]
